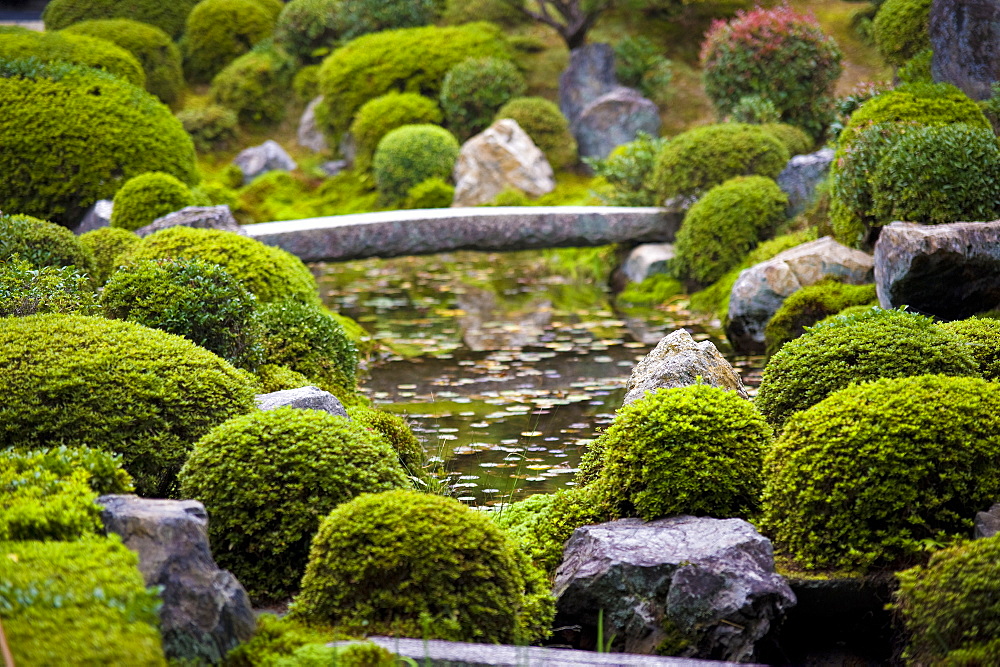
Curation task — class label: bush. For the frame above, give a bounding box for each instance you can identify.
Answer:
[651,123,789,203]
[176,104,239,154]
[701,6,843,138]
[898,47,933,83]
[223,614,333,667]
[0,314,258,496]
[253,364,311,393]
[440,57,526,140]
[346,405,426,481]
[372,124,460,204]
[349,92,443,171]
[79,227,139,285]
[587,132,667,206]
[755,307,980,430]
[873,0,932,66]
[291,490,554,644]
[762,375,1000,570]
[0,60,197,227]
[210,47,296,127]
[0,213,95,273]
[729,94,781,124]
[614,35,673,105]
[179,407,409,600]
[0,257,98,317]
[182,0,276,84]
[274,0,345,64]
[440,0,526,28]
[940,316,1000,381]
[111,172,195,232]
[764,279,878,357]
[63,19,183,106]
[124,227,319,305]
[760,122,814,156]
[317,22,511,140]
[404,177,455,209]
[42,0,200,38]
[495,97,577,170]
[292,64,321,100]
[0,30,144,87]
[3,446,133,496]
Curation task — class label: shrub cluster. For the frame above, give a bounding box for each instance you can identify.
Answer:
[440,57,526,140]
[372,124,460,204]
[182,0,276,84]
[495,97,577,170]
[210,46,296,127]
[43,0,200,38]
[873,0,932,66]
[176,105,240,154]
[111,172,195,232]
[78,227,139,285]
[587,132,667,206]
[764,280,878,357]
[349,92,443,171]
[0,30,144,87]
[0,257,98,317]
[0,213,95,274]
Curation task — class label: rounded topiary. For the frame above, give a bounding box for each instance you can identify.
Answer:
[0,314,257,496]
[42,0,201,38]
[588,132,667,206]
[78,227,139,286]
[372,124,460,204]
[404,177,455,209]
[940,316,1000,381]
[873,0,932,66]
[495,97,577,170]
[253,364,311,393]
[760,122,814,156]
[63,19,183,106]
[440,57,526,140]
[0,60,197,227]
[182,0,276,84]
[672,175,788,286]
[762,375,1000,571]
[0,30,144,88]
[291,489,554,644]
[349,92,443,171]
[729,95,781,124]
[764,280,878,357]
[274,0,345,64]
[346,405,425,481]
[756,307,980,430]
[178,407,410,600]
[898,48,934,84]
[701,6,843,139]
[176,104,239,154]
[210,47,296,127]
[111,172,195,232]
[0,213,95,274]
[651,123,790,204]
[123,226,319,305]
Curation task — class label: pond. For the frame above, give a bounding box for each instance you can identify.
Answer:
[318,248,761,508]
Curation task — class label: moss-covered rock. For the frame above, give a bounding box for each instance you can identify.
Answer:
[111,172,195,232]
[182,0,276,84]
[43,0,200,38]
[764,279,878,357]
[494,96,577,170]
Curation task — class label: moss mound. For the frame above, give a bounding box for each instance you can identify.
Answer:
[346,405,425,481]
[111,172,195,232]
[440,56,525,140]
[0,213,95,274]
[349,92,443,171]
[0,30,144,87]
[764,280,878,357]
[760,122,814,156]
[176,104,239,154]
[43,0,199,38]
[253,364,311,393]
[873,0,932,66]
[372,124,460,204]
[495,97,577,170]
[182,0,276,84]
[78,227,139,285]
[210,47,295,127]
[940,316,1000,381]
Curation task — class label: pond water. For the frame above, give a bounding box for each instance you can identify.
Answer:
[317,249,761,508]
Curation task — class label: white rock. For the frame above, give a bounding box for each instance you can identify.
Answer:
[451,119,555,207]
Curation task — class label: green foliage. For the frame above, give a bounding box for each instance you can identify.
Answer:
[177,105,240,154]
[179,407,409,601]
[4,446,134,496]
[441,0,527,27]
[652,123,789,203]
[729,95,781,124]
[349,92,443,171]
[762,375,1000,570]
[0,314,258,496]
[587,132,668,206]
[293,64,321,100]
[372,124,460,204]
[182,0,276,84]
[0,536,165,666]
[873,0,931,66]
[274,0,345,64]
[614,36,673,105]
[0,30,144,87]
[78,227,139,285]
[764,280,878,357]
[617,273,684,306]
[0,257,98,317]
[0,60,197,227]
[495,96,577,170]
[224,614,333,667]
[404,177,455,209]
[63,19,183,106]
[440,57,526,140]
[756,307,980,430]
[291,489,555,644]
[940,317,1000,381]
[42,0,200,38]
[253,364,312,393]
[760,122,814,156]
[898,48,933,84]
[211,46,296,127]
[346,405,426,483]
[673,175,788,286]
[111,172,195,232]
[0,213,95,274]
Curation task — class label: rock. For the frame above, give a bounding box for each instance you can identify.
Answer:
[135,205,245,238]
[452,120,555,207]
[726,237,875,354]
[931,0,1000,100]
[320,159,348,177]
[874,220,1000,319]
[975,503,1000,539]
[97,495,255,663]
[73,199,113,234]
[559,43,618,125]
[297,96,328,153]
[776,148,834,218]
[553,516,795,661]
[255,385,348,418]
[232,140,297,185]
[621,243,675,283]
[574,86,661,162]
[623,328,748,405]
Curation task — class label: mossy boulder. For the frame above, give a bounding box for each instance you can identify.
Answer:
[764,279,878,357]
[111,172,195,232]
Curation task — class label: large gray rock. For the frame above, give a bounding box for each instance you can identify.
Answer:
[931,0,1000,100]
[624,328,748,405]
[97,495,255,663]
[622,243,674,283]
[233,140,297,185]
[975,503,1000,538]
[559,43,618,125]
[452,120,555,207]
[554,517,795,661]
[297,96,328,153]
[727,237,874,354]
[135,205,244,238]
[776,148,834,218]
[74,199,113,234]
[874,220,1000,318]
[574,87,660,162]
[255,385,348,418]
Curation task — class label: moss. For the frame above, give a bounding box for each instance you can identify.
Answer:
[764,279,878,357]
[404,177,455,209]
[0,213,95,275]
[940,316,1000,381]
[617,273,684,306]
[176,105,240,154]
[873,0,931,66]
[182,0,276,84]
[0,30,144,87]
[372,124,460,204]
[78,227,140,286]
[349,92,443,171]
[494,96,577,170]
[210,46,296,127]
[345,405,427,483]
[759,122,814,156]
[440,57,526,140]
[43,0,200,38]
[0,257,98,318]
[111,172,195,232]
[224,614,334,667]
[253,364,312,393]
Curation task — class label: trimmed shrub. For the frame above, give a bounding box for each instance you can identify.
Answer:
[292,64,320,100]
[651,123,789,203]
[176,104,239,154]
[210,46,296,127]
[78,227,140,285]
[404,177,455,209]
[317,22,511,140]
[764,279,878,357]
[372,124,460,204]
[613,35,673,105]
[756,307,980,430]
[495,97,577,170]
[63,19,183,106]
[440,0,526,28]
[349,92,443,171]
[274,0,346,64]
[346,405,425,481]
[42,0,200,38]
[0,30,144,87]
[0,257,98,317]
[588,132,667,206]
[291,490,555,644]
[701,6,843,138]
[762,375,1000,570]
[0,213,95,274]
[729,95,781,124]
[254,0,284,21]
[760,122,814,156]
[124,227,319,305]
[182,0,276,84]
[898,48,934,84]
[940,316,1000,381]
[253,364,311,393]
[179,407,410,600]
[111,172,195,232]
[440,57,526,140]
[0,60,197,227]
[0,314,258,496]
[873,0,932,66]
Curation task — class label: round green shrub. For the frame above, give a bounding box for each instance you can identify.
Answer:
[292,64,321,100]
[4,445,134,497]
[0,30,144,87]
[756,307,980,430]
[124,226,319,305]
[63,19,183,106]
[42,0,200,38]
[898,47,934,84]
[495,96,577,170]
[274,0,345,64]
[346,405,425,481]
[588,132,667,206]
[176,104,239,154]
[651,123,789,204]
[673,175,788,286]
[0,213,95,274]
[179,407,410,600]
[0,314,257,496]
[182,0,276,84]
[210,47,296,127]
[729,95,781,124]
[253,0,285,21]
[349,92,443,171]
[441,0,526,28]
[762,375,1000,570]
[0,257,98,318]
[440,57,526,140]
[0,60,197,227]
[252,364,311,393]
[78,227,139,285]
[372,124,460,204]
[404,177,455,209]
[764,279,878,357]
[291,489,554,644]
[111,172,195,232]
[873,0,932,66]
[760,122,814,156]
[940,316,1000,381]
